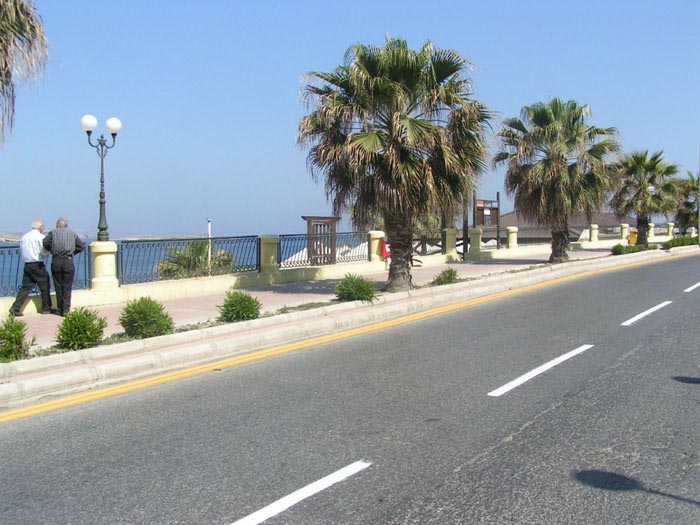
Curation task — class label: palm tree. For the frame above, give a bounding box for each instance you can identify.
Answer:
[298,37,492,291]
[674,170,699,235]
[610,151,680,247]
[494,98,620,263]
[0,0,48,145]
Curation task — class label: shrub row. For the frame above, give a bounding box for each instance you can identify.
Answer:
[662,236,699,250]
[611,243,659,255]
[1,288,267,360]
[3,272,395,360]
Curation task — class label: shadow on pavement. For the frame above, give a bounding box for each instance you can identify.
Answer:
[672,376,700,385]
[574,469,700,506]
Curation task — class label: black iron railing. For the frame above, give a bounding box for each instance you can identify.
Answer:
[118,236,259,284]
[279,232,369,268]
[0,243,91,297]
[335,232,369,263]
[413,230,444,255]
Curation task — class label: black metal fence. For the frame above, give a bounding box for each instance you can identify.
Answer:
[118,236,259,284]
[413,230,444,256]
[0,244,91,297]
[279,232,368,268]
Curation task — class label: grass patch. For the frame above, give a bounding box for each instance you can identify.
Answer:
[276,302,334,314]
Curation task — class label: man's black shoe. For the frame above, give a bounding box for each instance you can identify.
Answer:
[40,309,58,315]
[9,310,23,317]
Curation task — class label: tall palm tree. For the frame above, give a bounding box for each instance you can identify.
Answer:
[494,98,620,262]
[674,170,699,235]
[610,151,680,247]
[0,0,47,145]
[299,37,492,291]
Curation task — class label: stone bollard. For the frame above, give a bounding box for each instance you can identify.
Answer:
[648,223,655,241]
[506,227,518,249]
[469,228,482,257]
[260,235,280,274]
[590,224,599,243]
[368,230,385,262]
[666,222,674,238]
[444,228,459,260]
[620,223,629,243]
[90,241,119,290]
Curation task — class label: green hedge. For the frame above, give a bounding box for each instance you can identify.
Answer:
[662,237,699,250]
[611,243,659,255]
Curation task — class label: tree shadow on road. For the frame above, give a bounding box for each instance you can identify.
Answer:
[573,469,700,506]
[672,376,700,385]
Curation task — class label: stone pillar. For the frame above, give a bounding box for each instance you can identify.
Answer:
[590,224,599,242]
[666,222,674,237]
[506,227,518,249]
[469,228,482,257]
[648,223,655,241]
[90,241,119,290]
[444,228,458,260]
[368,230,385,262]
[259,235,279,274]
[620,223,629,242]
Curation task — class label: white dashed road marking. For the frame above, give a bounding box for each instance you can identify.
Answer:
[232,461,372,525]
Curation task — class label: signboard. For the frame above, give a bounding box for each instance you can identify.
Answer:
[474,197,499,226]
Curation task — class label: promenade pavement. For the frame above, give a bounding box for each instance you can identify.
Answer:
[5,242,694,408]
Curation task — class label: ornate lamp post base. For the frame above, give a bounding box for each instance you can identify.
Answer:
[90,240,119,290]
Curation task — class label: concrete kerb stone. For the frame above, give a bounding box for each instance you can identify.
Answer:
[1,245,697,406]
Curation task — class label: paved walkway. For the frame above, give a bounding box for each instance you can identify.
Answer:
[8,245,614,351]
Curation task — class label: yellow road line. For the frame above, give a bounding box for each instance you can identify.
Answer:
[1,250,696,423]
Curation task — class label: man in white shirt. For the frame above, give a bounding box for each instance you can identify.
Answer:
[9,220,54,316]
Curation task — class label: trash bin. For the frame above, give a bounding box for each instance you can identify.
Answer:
[629,230,637,245]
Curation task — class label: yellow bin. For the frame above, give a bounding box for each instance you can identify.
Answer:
[629,230,637,245]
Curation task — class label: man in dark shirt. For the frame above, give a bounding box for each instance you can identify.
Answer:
[43,217,85,316]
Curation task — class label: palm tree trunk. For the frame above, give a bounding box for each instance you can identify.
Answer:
[549,218,570,263]
[384,212,414,292]
[636,216,649,247]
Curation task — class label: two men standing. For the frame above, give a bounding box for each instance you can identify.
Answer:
[10,218,84,317]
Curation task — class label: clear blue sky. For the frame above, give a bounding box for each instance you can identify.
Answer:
[1,0,698,238]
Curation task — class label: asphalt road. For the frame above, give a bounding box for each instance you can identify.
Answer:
[1,255,699,524]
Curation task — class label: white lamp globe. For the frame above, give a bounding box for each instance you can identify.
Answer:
[81,114,98,132]
[105,117,122,134]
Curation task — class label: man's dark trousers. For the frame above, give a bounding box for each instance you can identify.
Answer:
[51,256,75,315]
[11,262,52,314]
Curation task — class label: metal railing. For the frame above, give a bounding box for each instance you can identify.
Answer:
[0,244,91,297]
[118,236,259,284]
[413,230,443,256]
[335,232,369,263]
[279,232,368,269]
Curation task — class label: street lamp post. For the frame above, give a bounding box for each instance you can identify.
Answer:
[81,114,122,241]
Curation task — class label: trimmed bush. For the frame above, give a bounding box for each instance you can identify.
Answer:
[0,316,34,361]
[219,290,262,322]
[431,268,459,286]
[334,273,377,302]
[663,236,699,250]
[119,296,174,339]
[611,243,657,255]
[56,307,107,350]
